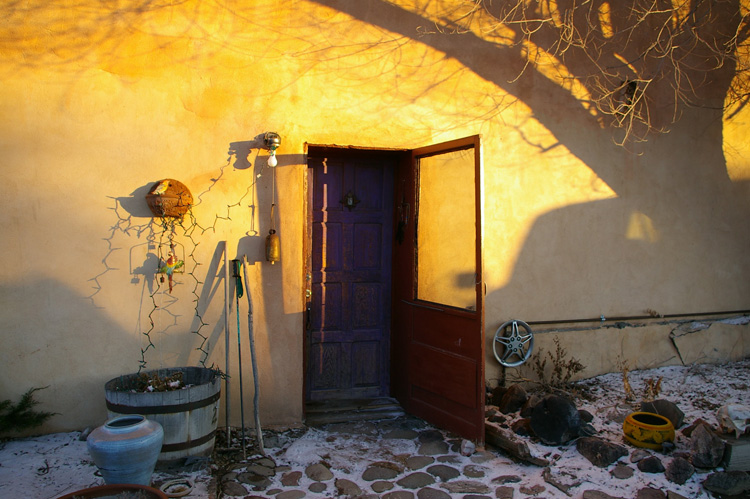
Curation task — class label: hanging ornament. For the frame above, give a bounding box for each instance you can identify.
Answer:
[159,248,184,293]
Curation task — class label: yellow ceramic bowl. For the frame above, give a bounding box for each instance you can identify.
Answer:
[622,411,675,450]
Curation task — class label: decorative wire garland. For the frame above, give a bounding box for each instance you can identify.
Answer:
[136,155,271,373]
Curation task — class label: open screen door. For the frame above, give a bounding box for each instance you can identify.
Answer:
[391,136,485,443]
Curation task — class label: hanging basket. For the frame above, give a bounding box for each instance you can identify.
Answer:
[146,179,193,218]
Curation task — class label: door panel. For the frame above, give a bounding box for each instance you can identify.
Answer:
[391,136,485,443]
[306,151,395,401]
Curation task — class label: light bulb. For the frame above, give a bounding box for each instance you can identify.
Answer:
[267,153,278,167]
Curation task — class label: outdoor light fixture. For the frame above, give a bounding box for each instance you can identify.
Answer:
[264,132,281,167]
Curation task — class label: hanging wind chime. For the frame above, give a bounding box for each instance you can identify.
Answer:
[264,132,281,265]
[146,179,191,292]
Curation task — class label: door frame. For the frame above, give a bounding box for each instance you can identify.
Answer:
[303,139,484,442]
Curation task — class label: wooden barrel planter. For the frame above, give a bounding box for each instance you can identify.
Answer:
[105,367,221,462]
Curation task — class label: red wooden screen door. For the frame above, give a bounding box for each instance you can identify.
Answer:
[306,149,396,401]
[391,136,485,443]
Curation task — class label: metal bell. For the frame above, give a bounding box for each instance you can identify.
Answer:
[265,229,280,264]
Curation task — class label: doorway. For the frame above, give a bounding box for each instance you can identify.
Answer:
[305,137,484,442]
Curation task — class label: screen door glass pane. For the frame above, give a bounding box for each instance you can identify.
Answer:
[416,147,476,310]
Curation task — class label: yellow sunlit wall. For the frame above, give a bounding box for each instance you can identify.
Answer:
[1,0,748,433]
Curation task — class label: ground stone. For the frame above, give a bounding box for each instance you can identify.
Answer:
[610,463,634,479]
[308,482,327,493]
[426,464,460,482]
[577,437,629,468]
[222,481,249,497]
[418,440,449,455]
[635,488,665,499]
[372,480,394,493]
[470,451,496,463]
[418,430,445,443]
[495,485,514,499]
[582,491,625,499]
[666,491,689,499]
[630,449,651,463]
[440,480,490,494]
[245,463,274,477]
[461,439,476,456]
[416,486,451,499]
[637,456,665,473]
[276,491,305,499]
[436,455,460,464]
[384,428,420,440]
[237,472,271,490]
[335,478,363,497]
[463,465,486,478]
[305,462,334,481]
[665,457,694,485]
[702,471,750,496]
[363,463,401,481]
[406,456,435,470]
[491,475,521,484]
[384,491,415,499]
[281,470,302,486]
[397,472,436,489]
[519,483,545,495]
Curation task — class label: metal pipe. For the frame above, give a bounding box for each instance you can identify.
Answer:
[526,309,750,327]
[231,259,246,460]
[223,242,231,448]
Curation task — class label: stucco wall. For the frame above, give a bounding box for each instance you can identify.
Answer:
[1,0,749,434]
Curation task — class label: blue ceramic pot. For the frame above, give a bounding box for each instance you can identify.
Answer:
[87,415,164,486]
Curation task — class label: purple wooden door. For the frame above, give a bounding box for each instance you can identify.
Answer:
[306,149,395,401]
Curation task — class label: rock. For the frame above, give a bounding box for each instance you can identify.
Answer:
[383,491,415,499]
[418,440,449,455]
[681,418,712,438]
[222,481,249,496]
[237,472,271,490]
[498,384,527,414]
[635,488,665,499]
[520,394,540,418]
[491,386,507,406]
[640,400,685,428]
[276,491,305,499]
[406,455,434,470]
[702,471,750,496]
[630,449,650,463]
[461,439,476,456]
[280,470,302,486]
[335,478,363,497]
[426,464,460,482]
[305,462,334,481]
[665,492,688,499]
[495,485,514,499]
[463,465,486,478]
[511,418,532,436]
[308,482,327,493]
[519,483,545,495]
[577,437,629,468]
[363,463,401,481]
[245,463,274,477]
[579,409,595,423]
[371,481,394,493]
[439,480,490,494]
[418,429,445,443]
[690,423,725,469]
[637,456,665,473]
[543,467,581,494]
[530,394,582,445]
[491,475,522,484]
[582,491,625,499]
[397,472,435,489]
[610,463,634,479]
[665,457,694,485]
[416,487,451,499]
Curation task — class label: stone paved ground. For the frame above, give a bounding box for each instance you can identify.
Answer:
[215,416,510,498]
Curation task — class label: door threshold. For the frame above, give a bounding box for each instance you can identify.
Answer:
[305,397,405,426]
